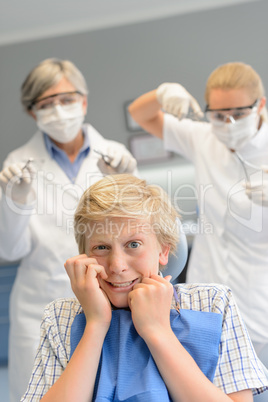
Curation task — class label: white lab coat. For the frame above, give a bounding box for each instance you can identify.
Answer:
[163,115,268,349]
[0,124,134,402]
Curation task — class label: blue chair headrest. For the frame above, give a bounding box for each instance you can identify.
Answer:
[164,218,188,282]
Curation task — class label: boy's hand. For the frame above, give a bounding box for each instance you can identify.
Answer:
[64,254,112,330]
[128,274,173,340]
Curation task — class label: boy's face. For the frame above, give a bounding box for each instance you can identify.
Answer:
[85,217,169,308]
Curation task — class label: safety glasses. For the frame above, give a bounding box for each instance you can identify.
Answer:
[205,99,259,124]
[30,91,83,111]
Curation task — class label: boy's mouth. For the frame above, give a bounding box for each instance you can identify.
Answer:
[108,279,138,288]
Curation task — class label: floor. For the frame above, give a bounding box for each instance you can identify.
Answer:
[0,365,9,402]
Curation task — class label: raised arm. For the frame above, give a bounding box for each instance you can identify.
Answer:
[41,255,112,402]
[129,276,254,402]
[128,90,164,138]
[128,83,203,139]
[145,323,253,402]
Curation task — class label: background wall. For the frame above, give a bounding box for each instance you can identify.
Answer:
[0,0,267,167]
[0,0,267,385]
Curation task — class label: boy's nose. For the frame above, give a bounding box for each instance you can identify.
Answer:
[108,252,128,274]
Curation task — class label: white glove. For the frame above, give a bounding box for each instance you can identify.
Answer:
[97,146,137,175]
[156,82,203,120]
[0,161,36,204]
[244,179,268,207]
[107,146,137,174]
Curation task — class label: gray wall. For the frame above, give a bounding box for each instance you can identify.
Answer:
[0,0,268,166]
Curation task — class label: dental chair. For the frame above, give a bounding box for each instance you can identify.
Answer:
[164,218,188,284]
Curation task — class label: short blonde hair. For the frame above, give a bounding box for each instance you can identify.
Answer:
[205,62,267,122]
[74,174,180,256]
[21,58,88,111]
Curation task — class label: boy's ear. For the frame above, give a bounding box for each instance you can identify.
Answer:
[159,245,170,266]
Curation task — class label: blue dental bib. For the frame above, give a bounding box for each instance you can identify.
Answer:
[70,305,222,401]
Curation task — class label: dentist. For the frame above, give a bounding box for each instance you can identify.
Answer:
[0,58,137,402]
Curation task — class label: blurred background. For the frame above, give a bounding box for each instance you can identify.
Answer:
[0,0,267,399]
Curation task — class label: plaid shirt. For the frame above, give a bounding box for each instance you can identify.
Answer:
[21,284,268,401]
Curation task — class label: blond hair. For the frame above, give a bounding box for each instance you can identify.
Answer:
[74,174,180,257]
[21,58,88,111]
[205,62,267,122]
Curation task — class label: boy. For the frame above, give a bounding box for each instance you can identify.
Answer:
[22,174,267,401]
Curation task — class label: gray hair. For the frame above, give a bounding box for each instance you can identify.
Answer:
[21,58,88,111]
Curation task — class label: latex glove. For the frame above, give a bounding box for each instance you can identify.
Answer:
[156,82,203,120]
[0,161,36,204]
[244,179,268,207]
[97,146,137,175]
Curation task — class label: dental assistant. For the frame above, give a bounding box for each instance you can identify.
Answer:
[128,62,268,395]
[0,58,138,402]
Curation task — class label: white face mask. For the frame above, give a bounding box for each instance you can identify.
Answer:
[35,102,85,143]
[211,112,260,151]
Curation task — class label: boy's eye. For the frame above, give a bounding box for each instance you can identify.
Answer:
[95,245,108,250]
[127,241,140,249]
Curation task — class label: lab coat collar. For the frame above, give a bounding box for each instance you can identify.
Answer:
[25,124,105,188]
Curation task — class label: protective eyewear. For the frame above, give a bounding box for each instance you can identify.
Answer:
[205,100,259,124]
[31,91,83,111]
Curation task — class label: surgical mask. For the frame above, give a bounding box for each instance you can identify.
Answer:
[35,102,85,143]
[211,112,260,151]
